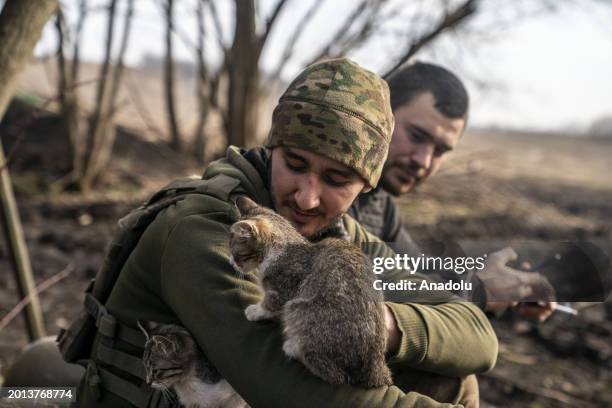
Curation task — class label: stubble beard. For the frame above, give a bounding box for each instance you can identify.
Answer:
[270,181,343,240]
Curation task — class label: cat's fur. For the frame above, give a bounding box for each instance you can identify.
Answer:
[230,196,392,387]
[141,323,248,408]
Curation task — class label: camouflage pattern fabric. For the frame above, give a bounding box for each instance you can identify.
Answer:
[266,58,394,188]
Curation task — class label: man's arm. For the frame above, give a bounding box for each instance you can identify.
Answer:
[344,214,498,378]
[159,207,460,408]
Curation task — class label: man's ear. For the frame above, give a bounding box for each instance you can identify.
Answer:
[235,196,259,215]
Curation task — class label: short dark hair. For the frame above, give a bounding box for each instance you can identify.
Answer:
[386,62,469,119]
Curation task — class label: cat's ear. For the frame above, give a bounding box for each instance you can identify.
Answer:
[235,196,259,216]
[137,320,152,341]
[137,320,167,340]
[232,220,258,238]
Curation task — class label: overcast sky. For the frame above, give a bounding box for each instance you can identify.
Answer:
[34,0,612,132]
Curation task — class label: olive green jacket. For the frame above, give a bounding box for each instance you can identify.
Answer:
[77,147,497,408]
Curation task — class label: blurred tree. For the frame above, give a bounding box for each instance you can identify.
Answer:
[54,0,87,188]
[0,0,59,341]
[189,0,482,150]
[192,0,210,161]
[164,0,183,151]
[49,0,571,176]
[55,0,135,192]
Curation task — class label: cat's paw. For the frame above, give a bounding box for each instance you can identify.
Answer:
[244,304,272,321]
[282,338,302,359]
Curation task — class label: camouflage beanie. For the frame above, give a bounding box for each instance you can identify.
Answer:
[265,58,394,188]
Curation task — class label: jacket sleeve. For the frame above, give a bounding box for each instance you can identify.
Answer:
[343,214,498,377]
[159,209,461,408]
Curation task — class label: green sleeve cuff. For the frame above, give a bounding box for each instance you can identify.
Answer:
[385,302,428,366]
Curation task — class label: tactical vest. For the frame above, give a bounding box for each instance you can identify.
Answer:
[57,174,242,407]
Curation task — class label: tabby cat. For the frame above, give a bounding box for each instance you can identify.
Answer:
[141,322,248,408]
[230,196,391,387]
[141,195,391,407]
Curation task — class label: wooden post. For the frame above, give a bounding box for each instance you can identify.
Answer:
[0,0,60,341]
[0,146,46,340]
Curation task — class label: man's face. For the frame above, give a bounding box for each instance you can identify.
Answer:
[380,91,465,196]
[270,147,368,238]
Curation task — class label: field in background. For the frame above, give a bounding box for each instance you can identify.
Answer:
[400,130,612,407]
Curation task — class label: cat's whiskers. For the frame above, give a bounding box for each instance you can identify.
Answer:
[158,385,177,405]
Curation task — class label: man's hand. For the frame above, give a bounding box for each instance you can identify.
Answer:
[384,304,401,355]
[479,247,555,315]
[515,302,557,322]
[514,260,557,322]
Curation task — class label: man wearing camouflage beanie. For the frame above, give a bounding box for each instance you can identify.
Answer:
[267,58,393,188]
[73,58,496,407]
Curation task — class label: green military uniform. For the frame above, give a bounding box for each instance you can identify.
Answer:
[348,187,420,253]
[76,146,497,408]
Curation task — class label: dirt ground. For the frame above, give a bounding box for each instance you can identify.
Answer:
[0,110,611,407]
[400,130,612,407]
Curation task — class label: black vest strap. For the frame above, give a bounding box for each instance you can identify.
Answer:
[84,293,146,348]
[85,361,177,407]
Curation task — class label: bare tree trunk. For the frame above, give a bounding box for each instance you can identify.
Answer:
[80,0,117,192]
[55,8,84,183]
[0,0,59,341]
[193,0,209,162]
[382,0,479,79]
[85,0,134,186]
[0,1,57,116]
[164,0,182,151]
[226,0,260,148]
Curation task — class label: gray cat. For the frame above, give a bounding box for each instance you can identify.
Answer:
[140,195,391,407]
[229,196,392,387]
[141,323,248,408]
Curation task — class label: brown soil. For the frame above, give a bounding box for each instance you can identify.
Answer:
[399,130,612,407]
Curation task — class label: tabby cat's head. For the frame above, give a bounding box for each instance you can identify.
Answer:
[229,196,305,273]
[142,324,200,390]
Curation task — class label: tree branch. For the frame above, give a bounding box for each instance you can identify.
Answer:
[70,0,88,82]
[193,0,210,161]
[307,0,369,65]
[55,8,69,104]
[109,0,135,107]
[270,0,324,79]
[382,0,479,79]
[92,0,117,117]
[330,0,390,59]
[196,0,208,83]
[0,265,73,333]
[205,0,228,53]
[259,0,290,48]
[164,0,182,150]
